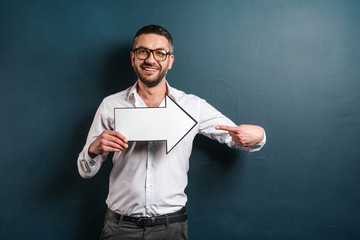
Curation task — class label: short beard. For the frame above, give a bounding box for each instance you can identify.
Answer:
[133,63,169,88]
[138,72,165,87]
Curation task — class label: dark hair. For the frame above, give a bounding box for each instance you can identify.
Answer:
[132,24,174,53]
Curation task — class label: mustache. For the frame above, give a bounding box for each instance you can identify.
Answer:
[140,63,160,69]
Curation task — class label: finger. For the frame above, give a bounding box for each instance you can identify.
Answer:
[230,137,244,146]
[103,146,125,153]
[102,139,128,152]
[108,131,128,143]
[106,134,128,149]
[102,130,128,149]
[228,132,239,141]
[215,125,236,132]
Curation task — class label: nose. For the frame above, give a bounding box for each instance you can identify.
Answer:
[144,51,157,64]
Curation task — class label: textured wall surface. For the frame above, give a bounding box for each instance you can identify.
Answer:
[1,0,359,239]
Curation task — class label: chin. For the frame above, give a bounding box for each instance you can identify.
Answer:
[139,77,163,88]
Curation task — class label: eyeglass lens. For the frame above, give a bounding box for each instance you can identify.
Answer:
[136,48,168,61]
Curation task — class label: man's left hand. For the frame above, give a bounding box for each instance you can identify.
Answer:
[215,124,264,147]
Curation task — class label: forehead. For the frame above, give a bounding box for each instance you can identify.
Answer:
[134,34,170,51]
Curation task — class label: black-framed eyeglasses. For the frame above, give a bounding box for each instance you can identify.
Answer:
[133,47,172,61]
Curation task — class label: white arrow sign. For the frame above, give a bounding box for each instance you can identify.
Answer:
[114,94,197,154]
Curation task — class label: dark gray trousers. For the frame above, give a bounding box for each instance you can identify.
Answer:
[100,212,188,240]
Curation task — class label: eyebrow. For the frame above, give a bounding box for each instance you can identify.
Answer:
[136,46,169,51]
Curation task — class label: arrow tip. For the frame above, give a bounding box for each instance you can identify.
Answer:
[165,95,197,154]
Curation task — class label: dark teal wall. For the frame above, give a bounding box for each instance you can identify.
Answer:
[1,0,359,239]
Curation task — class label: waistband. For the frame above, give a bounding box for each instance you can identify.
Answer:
[106,207,187,227]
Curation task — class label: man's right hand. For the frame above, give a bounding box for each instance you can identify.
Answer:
[88,130,128,158]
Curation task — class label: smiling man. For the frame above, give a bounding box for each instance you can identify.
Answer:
[77,25,266,240]
[132,34,174,88]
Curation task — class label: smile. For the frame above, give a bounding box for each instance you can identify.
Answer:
[144,68,158,71]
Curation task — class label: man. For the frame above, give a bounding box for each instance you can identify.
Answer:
[78,25,266,240]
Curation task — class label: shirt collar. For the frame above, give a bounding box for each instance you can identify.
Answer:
[126,81,178,103]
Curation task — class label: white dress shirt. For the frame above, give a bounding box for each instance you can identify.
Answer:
[77,82,266,217]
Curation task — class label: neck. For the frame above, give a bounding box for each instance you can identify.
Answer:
[137,79,168,107]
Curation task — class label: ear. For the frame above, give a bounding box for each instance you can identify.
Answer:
[130,51,135,67]
[168,54,174,70]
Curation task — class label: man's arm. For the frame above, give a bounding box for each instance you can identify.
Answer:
[77,98,129,178]
[215,124,265,147]
[196,96,265,153]
[78,130,128,178]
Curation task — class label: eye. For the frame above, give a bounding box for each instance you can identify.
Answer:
[137,48,148,54]
[154,49,167,57]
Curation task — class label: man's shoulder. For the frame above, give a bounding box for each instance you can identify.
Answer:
[104,89,129,100]
[170,86,204,102]
[101,86,133,106]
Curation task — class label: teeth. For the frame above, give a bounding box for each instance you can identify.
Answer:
[144,68,157,71]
